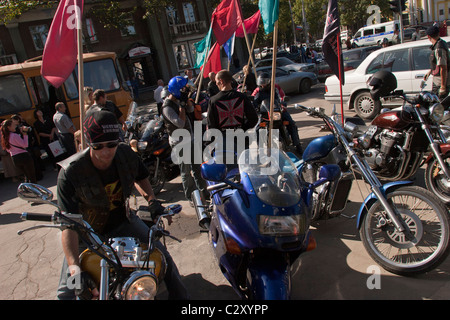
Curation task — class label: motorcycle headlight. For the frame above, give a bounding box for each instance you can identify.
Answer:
[258,214,306,236]
[137,141,148,151]
[121,271,157,300]
[272,112,282,121]
[430,103,444,123]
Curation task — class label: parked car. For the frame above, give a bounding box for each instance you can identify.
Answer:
[263,50,302,62]
[324,36,450,119]
[234,66,318,94]
[255,57,316,74]
[317,45,380,82]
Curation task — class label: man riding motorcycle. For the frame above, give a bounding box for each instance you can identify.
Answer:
[252,72,303,155]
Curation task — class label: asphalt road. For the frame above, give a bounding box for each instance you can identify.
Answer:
[1,83,449,300]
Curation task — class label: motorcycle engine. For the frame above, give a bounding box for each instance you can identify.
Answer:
[366,129,403,171]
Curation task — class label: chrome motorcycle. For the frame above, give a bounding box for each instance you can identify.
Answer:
[17,183,182,300]
[347,85,450,203]
[296,104,450,276]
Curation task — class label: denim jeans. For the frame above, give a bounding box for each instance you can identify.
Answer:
[56,212,188,300]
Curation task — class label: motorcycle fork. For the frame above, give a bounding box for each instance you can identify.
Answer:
[348,147,410,235]
[415,109,450,179]
[99,259,109,300]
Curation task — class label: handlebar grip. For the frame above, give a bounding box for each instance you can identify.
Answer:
[21,212,54,222]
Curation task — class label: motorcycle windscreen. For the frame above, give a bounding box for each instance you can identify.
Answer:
[141,118,164,141]
[238,148,301,207]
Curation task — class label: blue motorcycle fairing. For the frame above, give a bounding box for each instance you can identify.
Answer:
[212,185,309,252]
[302,134,336,162]
[356,180,414,229]
[247,253,291,300]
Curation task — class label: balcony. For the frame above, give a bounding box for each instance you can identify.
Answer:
[169,21,207,38]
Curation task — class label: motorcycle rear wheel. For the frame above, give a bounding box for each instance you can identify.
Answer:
[424,153,450,204]
[359,186,450,276]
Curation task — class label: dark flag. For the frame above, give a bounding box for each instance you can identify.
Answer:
[322,0,344,85]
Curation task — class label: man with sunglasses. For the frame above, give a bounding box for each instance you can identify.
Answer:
[56,109,188,300]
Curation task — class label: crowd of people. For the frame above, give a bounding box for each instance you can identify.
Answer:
[0,21,448,299]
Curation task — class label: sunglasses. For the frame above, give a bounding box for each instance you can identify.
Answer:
[89,140,119,150]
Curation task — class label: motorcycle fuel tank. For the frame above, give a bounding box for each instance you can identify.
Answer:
[371,110,413,131]
[302,134,336,162]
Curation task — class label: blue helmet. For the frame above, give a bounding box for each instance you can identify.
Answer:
[168,76,188,99]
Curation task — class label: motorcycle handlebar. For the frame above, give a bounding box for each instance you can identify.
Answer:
[21,212,54,222]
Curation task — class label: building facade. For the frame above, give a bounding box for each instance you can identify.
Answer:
[409,0,449,24]
[0,0,215,91]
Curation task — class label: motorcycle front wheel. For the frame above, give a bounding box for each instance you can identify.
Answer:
[424,153,450,204]
[359,186,450,276]
[148,163,166,195]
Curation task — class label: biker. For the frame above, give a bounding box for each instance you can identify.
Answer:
[56,109,188,300]
[161,76,206,206]
[252,72,303,155]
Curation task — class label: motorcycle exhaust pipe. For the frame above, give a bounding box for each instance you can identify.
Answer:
[191,190,210,230]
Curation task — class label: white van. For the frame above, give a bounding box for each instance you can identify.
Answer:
[352,21,399,47]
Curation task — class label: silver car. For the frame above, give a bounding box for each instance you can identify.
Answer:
[253,66,318,94]
[255,57,316,74]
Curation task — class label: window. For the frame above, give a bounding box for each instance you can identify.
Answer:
[64,58,121,99]
[121,17,136,37]
[354,31,361,38]
[173,44,190,70]
[384,49,409,72]
[86,18,98,42]
[182,2,196,23]
[367,53,384,74]
[166,6,179,25]
[412,46,431,70]
[0,74,32,115]
[364,29,374,36]
[375,26,386,34]
[29,25,49,50]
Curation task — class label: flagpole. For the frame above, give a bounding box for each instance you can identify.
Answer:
[242,34,257,92]
[240,16,257,80]
[337,33,344,124]
[268,20,278,151]
[77,8,85,150]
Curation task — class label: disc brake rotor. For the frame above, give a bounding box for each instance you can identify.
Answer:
[385,209,423,249]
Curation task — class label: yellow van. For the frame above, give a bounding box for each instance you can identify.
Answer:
[0,51,133,130]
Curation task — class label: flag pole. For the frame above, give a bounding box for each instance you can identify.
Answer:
[337,33,344,124]
[77,8,85,150]
[242,34,257,92]
[268,20,278,151]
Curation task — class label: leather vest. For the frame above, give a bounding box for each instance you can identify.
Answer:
[430,39,450,76]
[161,98,181,136]
[59,144,139,233]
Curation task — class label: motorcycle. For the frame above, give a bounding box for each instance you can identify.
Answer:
[16,183,182,300]
[192,148,341,299]
[346,83,450,203]
[295,104,450,276]
[256,98,293,152]
[128,116,179,195]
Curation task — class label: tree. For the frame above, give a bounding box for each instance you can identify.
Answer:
[0,0,178,29]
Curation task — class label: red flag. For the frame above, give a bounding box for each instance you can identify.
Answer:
[201,42,222,77]
[235,10,261,37]
[41,0,84,88]
[212,0,243,45]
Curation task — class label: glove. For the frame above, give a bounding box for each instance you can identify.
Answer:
[74,271,98,300]
[148,199,165,220]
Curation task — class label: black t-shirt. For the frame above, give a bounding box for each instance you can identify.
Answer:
[57,147,148,234]
[33,117,56,146]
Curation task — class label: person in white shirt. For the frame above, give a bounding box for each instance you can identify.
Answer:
[153,79,164,115]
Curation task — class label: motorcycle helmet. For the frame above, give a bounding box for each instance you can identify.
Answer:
[161,86,170,100]
[368,70,397,101]
[168,76,188,99]
[257,72,271,86]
